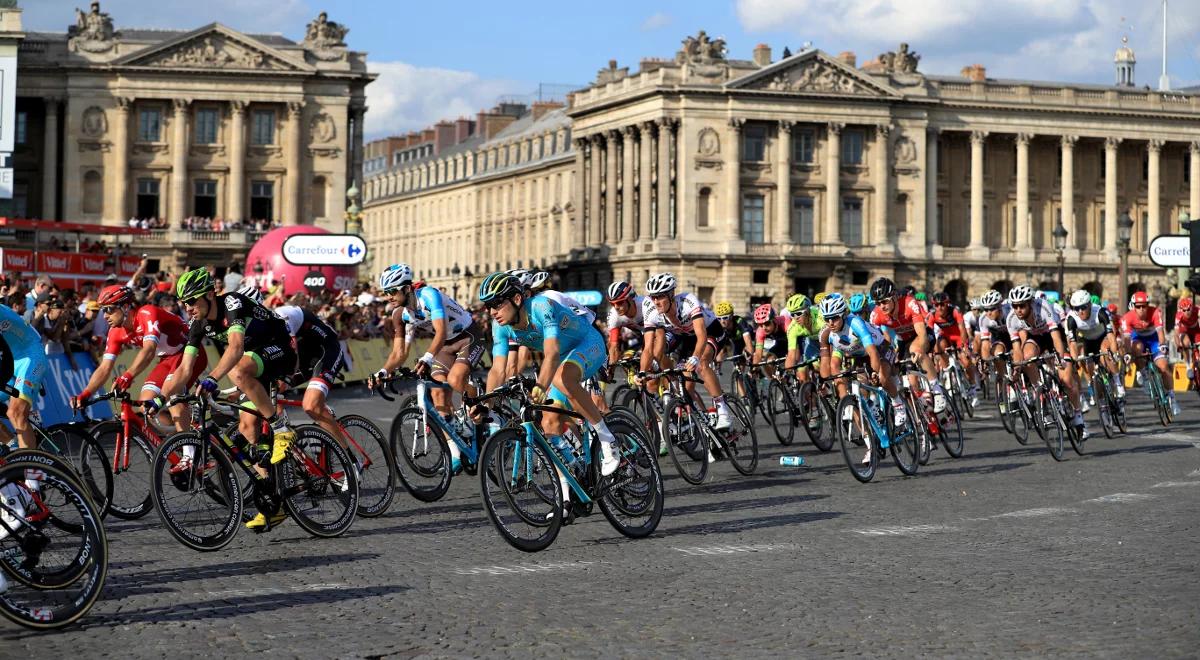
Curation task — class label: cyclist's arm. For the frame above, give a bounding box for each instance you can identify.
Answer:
[426,317,448,359]
[79,354,116,396]
[537,336,561,393]
[381,320,409,372]
[486,326,510,392]
[1051,328,1067,357]
[123,338,159,382]
[162,350,199,399]
[865,344,884,378]
[607,327,621,366]
[639,329,658,373]
[691,316,708,361]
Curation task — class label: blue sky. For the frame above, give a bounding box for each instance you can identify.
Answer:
[23,1,1200,138]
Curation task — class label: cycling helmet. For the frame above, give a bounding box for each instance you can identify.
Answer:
[176,268,215,302]
[848,292,868,314]
[236,281,264,305]
[478,272,523,304]
[914,292,927,302]
[506,268,532,288]
[1090,294,1101,306]
[931,291,950,305]
[870,277,896,302]
[378,264,413,292]
[714,301,734,318]
[813,292,830,304]
[979,289,1003,309]
[753,304,775,324]
[1069,289,1092,308]
[785,294,811,314]
[97,285,135,307]
[1007,285,1035,305]
[1180,297,1194,312]
[967,297,979,310]
[1130,291,1150,306]
[1043,291,1061,304]
[1106,302,1119,315]
[607,281,634,303]
[645,272,677,295]
[528,271,551,291]
[819,294,848,320]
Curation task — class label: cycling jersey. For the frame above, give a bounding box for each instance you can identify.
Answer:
[724,316,755,354]
[1174,308,1200,333]
[962,310,979,334]
[275,305,346,393]
[754,316,788,354]
[927,307,965,346]
[1064,306,1113,343]
[870,294,925,342]
[395,285,473,343]
[1121,307,1163,338]
[826,315,885,358]
[0,304,47,402]
[541,290,597,325]
[977,307,1012,343]
[1006,299,1060,337]
[103,305,189,360]
[491,294,603,406]
[642,293,715,334]
[606,295,644,337]
[186,292,294,383]
[785,312,825,351]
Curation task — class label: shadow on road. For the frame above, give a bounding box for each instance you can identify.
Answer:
[663,493,830,519]
[658,510,843,537]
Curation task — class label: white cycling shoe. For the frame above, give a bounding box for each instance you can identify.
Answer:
[714,411,733,431]
[933,392,948,414]
[0,483,29,543]
[892,405,908,427]
[599,440,621,477]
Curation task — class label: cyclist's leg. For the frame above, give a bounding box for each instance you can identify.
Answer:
[5,351,46,450]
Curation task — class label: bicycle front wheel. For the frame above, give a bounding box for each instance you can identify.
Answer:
[836,396,877,483]
[796,381,832,451]
[596,418,664,539]
[478,428,562,552]
[722,399,759,476]
[389,407,452,503]
[766,380,796,446]
[89,421,155,520]
[935,398,965,458]
[42,424,113,520]
[151,431,243,552]
[661,399,709,485]
[1037,402,1065,461]
[889,397,921,476]
[276,426,359,538]
[337,414,397,518]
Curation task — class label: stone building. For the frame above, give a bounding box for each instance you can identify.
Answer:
[9,3,373,269]
[364,32,1200,309]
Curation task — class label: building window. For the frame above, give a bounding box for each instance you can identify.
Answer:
[193,179,217,218]
[841,130,864,165]
[840,197,863,246]
[310,175,327,219]
[742,125,767,162]
[136,178,160,219]
[753,269,770,284]
[138,108,162,142]
[697,187,712,228]
[195,108,219,145]
[251,110,275,145]
[791,195,814,243]
[741,193,765,244]
[15,111,26,145]
[82,171,103,214]
[792,129,814,164]
[250,180,274,221]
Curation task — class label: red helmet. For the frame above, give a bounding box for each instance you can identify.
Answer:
[1180,297,1194,312]
[753,303,775,324]
[1131,291,1150,306]
[607,281,634,303]
[1106,302,1118,315]
[98,285,135,307]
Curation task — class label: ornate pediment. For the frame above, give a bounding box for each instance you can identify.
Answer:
[727,50,900,98]
[114,24,312,73]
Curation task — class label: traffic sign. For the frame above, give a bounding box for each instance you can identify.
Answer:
[282,233,367,266]
[1148,234,1189,267]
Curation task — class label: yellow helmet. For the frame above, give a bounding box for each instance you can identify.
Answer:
[813,291,831,304]
[785,294,811,314]
[714,301,734,317]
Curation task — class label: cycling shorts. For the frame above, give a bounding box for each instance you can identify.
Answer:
[937,328,965,349]
[246,341,298,387]
[1133,334,1166,359]
[546,328,606,408]
[667,320,726,360]
[142,350,208,395]
[0,336,47,404]
[430,323,486,379]
[1024,332,1057,354]
[297,336,346,395]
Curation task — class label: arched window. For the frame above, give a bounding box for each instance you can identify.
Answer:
[991,279,1014,297]
[697,187,712,228]
[1081,281,1103,298]
[82,170,103,214]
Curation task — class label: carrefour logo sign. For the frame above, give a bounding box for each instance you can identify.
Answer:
[282,234,368,266]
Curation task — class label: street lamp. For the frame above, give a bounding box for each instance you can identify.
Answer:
[450,262,461,301]
[1117,211,1134,305]
[1178,211,1192,296]
[1052,220,1068,294]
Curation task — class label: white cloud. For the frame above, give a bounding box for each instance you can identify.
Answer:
[365,61,529,138]
[641,12,673,32]
[22,0,313,35]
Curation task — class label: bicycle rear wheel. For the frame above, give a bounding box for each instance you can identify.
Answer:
[796,381,832,451]
[89,421,155,520]
[596,419,664,539]
[337,414,396,518]
[1095,373,1116,439]
[722,399,759,476]
[478,428,562,552]
[934,398,965,458]
[836,396,877,483]
[42,424,112,520]
[275,426,358,538]
[766,380,795,446]
[661,399,709,485]
[995,376,1015,434]
[889,397,921,476]
[622,393,665,457]
[1037,401,1065,461]
[151,431,243,551]
[389,407,452,502]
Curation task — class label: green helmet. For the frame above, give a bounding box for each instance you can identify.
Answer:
[477,272,522,304]
[176,267,214,302]
[785,294,811,314]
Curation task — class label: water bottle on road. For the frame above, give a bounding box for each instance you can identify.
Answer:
[779,456,805,467]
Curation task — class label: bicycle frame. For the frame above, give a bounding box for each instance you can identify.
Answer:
[275,396,377,472]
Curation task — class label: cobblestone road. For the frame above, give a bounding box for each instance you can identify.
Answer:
[4,390,1198,658]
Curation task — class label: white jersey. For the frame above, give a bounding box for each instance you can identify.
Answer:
[962,310,979,334]
[977,306,1012,341]
[642,292,716,334]
[1006,299,1061,337]
[397,285,474,342]
[273,305,306,336]
[1064,305,1113,343]
[606,294,644,331]
[539,290,596,325]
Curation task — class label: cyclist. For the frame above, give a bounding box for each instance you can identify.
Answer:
[847,292,871,319]
[0,304,49,541]
[166,267,297,531]
[72,284,204,438]
[751,303,788,376]
[714,301,754,364]
[640,272,732,431]
[963,297,982,356]
[869,277,946,412]
[1006,284,1087,438]
[926,292,979,406]
[1121,290,1178,415]
[1173,296,1200,381]
[372,264,484,471]
[784,294,824,382]
[477,272,619,479]
[604,281,644,370]
[1063,288,1124,409]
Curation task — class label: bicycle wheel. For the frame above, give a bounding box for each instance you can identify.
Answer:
[934,397,965,458]
[722,399,759,476]
[766,380,796,446]
[607,383,631,408]
[1037,400,1065,461]
[796,382,832,452]
[995,376,1015,434]
[477,428,562,552]
[622,394,665,457]
[888,397,921,476]
[41,424,112,520]
[389,407,452,503]
[275,426,358,538]
[88,421,155,520]
[337,414,397,518]
[836,396,877,483]
[0,460,108,630]
[661,399,709,485]
[151,431,243,552]
[754,378,773,426]
[1151,372,1171,427]
[907,391,933,466]
[596,418,664,539]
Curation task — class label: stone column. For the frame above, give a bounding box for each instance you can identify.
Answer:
[621,125,636,243]
[655,119,673,240]
[873,123,891,247]
[725,118,744,242]
[1191,141,1200,217]
[925,128,939,253]
[1014,133,1032,253]
[1147,139,1163,240]
[572,137,586,249]
[967,130,988,255]
[824,122,843,244]
[351,106,366,190]
[589,135,603,246]
[285,101,305,225]
[227,101,246,223]
[1060,135,1077,255]
[604,130,618,244]
[638,122,654,242]
[776,120,793,244]
[111,97,131,225]
[41,98,60,221]
[169,98,190,227]
[1104,137,1122,254]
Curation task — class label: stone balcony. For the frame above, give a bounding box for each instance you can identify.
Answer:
[137,228,268,248]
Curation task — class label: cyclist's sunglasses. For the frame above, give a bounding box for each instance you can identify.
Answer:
[1133,303,1148,309]
[180,296,203,305]
[484,298,510,310]
[649,293,671,301]
[716,315,732,321]
[1012,302,1030,309]
[1072,304,1090,312]
[100,306,121,315]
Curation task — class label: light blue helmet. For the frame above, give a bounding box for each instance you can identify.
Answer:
[848,292,868,314]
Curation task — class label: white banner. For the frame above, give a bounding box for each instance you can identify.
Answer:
[282,233,368,265]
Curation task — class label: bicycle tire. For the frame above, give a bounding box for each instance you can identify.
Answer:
[595,418,664,539]
[936,397,965,458]
[0,460,108,630]
[662,399,708,485]
[836,396,877,483]
[888,396,921,476]
[88,421,156,520]
[621,393,666,457]
[607,383,632,408]
[796,381,834,452]
[337,414,397,518]
[908,390,932,466]
[995,376,1015,434]
[389,407,452,503]
[42,424,112,520]
[722,399,759,476]
[1094,372,1116,439]
[477,428,562,552]
[1038,401,1065,461]
[151,431,243,552]
[275,426,358,538]
[766,379,795,446]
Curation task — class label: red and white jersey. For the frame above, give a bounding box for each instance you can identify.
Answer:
[1121,307,1163,338]
[1174,308,1200,333]
[869,294,925,341]
[103,305,189,360]
[926,307,964,338]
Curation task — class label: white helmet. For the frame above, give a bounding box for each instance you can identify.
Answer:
[819,294,848,320]
[645,272,677,295]
[1069,289,1092,308]
[236,281,263,304]
[528,271,551,290]
[980,289,1003,309]
[1008,285,1035,305]
[378,264,413,292]
[506,268,532,288]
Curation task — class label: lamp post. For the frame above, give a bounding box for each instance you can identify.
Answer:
[1178,211,1192,297]
[1052,220,1068,294]
[450,262,461,301]
[1117,211,1134,305]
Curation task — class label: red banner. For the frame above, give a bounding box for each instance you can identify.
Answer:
[118,256,140,276]
[78,254,109,275]
[2,248,34,272]
[39,252,76,273]
[0,248,135,283]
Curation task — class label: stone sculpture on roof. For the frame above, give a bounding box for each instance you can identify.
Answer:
[677,30,727,65]
[878,42,921,74]
[69,1,115,53]
[304,12,348,49]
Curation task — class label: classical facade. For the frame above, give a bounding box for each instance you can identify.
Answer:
[9,3,372,269]
[364,32,1200,309]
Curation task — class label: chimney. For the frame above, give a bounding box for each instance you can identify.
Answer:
[434,120,456,151]
[476,107,521,140]
[961,64,987,82]
[837,51,857,67]
[454,117,474,142]
[753,43,772,67]
[531,100,565,121]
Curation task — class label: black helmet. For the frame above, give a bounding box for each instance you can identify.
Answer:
[932,291,951,305]
[870,277,896,302]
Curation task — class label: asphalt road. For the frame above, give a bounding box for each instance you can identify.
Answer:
[4,387,1199,658]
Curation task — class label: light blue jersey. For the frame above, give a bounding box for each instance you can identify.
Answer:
[400,285,473,340]
[0,304,48,402]
[492,294,592,357]
[826,314,885,358]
